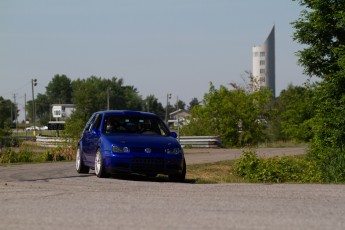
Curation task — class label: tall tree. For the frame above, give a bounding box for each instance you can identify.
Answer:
[292,0,345,77]
[292,0,345,181]
[273,84,315,142]
[188,97,200,111]
[0,97,12,135]
[143,95,165,118]
[26,93,50,125]
[181,83,272,147]
[35,94,50,125]
[174,99,186,111]
[72,76,108,122]
[46,74,73,104]
[71,76,143,123]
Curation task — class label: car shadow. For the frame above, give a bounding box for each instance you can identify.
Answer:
[106,173,196,184]
[22,174,94,182]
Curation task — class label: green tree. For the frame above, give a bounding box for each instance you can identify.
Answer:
[72,76,108,122]
[292,0,345,77]
[182,83,272,147]
[292,0,345,181]
[273,84,315,142]
[121,85,143,111]
[26,93,50,125]
[0,97,12,136]
[26,74,73,125]
[66,76,144,137]
[187,97,200,111]
[46,74,73,104]
[35,94,50,125]
[174,99,186,110]
[143,95,165,118]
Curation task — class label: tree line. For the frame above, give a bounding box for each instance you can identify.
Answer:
[0,74,200,134]
[1,72,314,147]
[22,75,200,125]
[180,80,315,147]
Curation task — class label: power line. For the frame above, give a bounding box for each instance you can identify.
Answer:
[1,81,31,98]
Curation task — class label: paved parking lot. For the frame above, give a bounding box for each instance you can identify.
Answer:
[1,147,345,230]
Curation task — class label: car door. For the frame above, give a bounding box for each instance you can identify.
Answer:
[80,113,96,163]
[83,113,103,164]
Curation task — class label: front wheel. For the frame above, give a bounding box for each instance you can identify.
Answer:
[95,149,108,178]
[76,147,90,174]
[169,158,186,182]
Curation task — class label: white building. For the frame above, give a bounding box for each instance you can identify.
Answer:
[168,109,191,128]
[48,104,75,130]
[252,26,275,97]
[51,104,75,120]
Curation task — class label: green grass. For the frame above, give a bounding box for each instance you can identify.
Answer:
[186,160,245,184]
[257,140,309,148]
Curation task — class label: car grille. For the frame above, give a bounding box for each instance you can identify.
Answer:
[130,147,165,154]
[132,157,165,172]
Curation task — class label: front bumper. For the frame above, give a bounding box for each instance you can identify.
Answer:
[104,153,184,175]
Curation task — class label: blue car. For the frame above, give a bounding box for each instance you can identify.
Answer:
[76,110,186,181]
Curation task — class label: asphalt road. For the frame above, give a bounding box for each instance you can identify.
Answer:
[1,147,345,230]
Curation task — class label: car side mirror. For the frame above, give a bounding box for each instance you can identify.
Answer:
[170,132,177,138]
[91,129,100,135]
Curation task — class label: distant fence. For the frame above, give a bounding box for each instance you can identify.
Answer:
[33,135,221,148]
[179,136,221,148]
[36,136,72,148]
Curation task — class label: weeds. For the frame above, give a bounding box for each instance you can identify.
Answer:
[233,151,323,183]
[187,160,244,183]
[0,144,76,164]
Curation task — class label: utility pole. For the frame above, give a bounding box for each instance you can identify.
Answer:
[165,93,171,124]
[107,87,111,110]
[10,99,13,128]
[31,79,37,135]
[13,94,18,134]
[176,96,180,141]
[24,94,27,136]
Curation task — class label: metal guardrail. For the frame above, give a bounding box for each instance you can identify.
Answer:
[36,136,72,148]
[34,135,222,148]
[179,136,221,148]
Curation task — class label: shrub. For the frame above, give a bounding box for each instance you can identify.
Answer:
[0,148,34,163]
[45,146,76,161]
[232,151,260,180]
[0,144,76,164]
[309,146,345,183]
[233,151,323,183]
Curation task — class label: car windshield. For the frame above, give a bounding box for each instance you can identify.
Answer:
[102,115,170,136]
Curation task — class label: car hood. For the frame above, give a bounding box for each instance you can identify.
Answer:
[103,134,181,148]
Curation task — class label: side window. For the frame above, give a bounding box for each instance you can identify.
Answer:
[156,118,170,136]
[84,114,96,132]
[90,114,102,131]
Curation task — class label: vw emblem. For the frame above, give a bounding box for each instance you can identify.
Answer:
[145,148,151,153]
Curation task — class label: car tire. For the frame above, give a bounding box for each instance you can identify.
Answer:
[76,147,90,174]
[169,158,186,182]
[95,149,108,178]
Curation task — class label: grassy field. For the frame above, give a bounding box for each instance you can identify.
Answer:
[186,160,245,183]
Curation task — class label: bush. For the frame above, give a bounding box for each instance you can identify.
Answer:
[0,145,76,164]
[309,146,345,183]
[233,151,323,183]
[0,148,34,163]
[45,146,76,161]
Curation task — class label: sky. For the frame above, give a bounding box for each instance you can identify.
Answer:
[1,0,308,120]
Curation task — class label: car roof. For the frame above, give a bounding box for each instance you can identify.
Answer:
[95,110,158,117]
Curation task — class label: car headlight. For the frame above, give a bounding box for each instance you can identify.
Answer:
[112,145,130,153]
[165,148,182,154]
